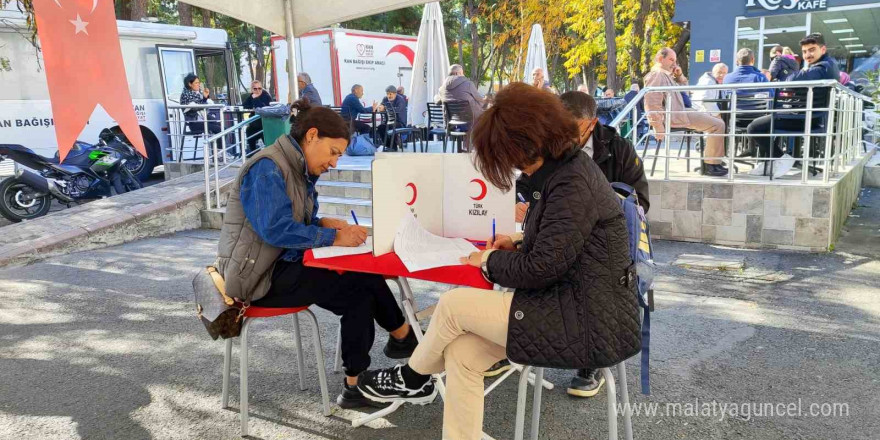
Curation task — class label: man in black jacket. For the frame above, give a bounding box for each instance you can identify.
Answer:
[768,45,800,82]
[243,80,274,155]
[500,90,650,398]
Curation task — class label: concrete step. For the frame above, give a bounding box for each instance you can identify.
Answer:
[864,151,880,188]
[315,180,372,199]
[318,196,372,217]
[322,168,371,183]
[200,207,372,233]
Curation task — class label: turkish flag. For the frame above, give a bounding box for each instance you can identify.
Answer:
[33,0,147,162]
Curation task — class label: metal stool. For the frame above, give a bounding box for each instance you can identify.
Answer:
[221,305,331,437]
[514,363,634,440]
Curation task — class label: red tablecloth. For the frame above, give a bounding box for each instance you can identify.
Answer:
[303,250,492,290]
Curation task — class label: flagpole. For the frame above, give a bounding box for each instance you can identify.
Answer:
[284,0,299,104]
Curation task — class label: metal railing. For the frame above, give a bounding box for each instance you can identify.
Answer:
[609,80,877,184]
[200,113,264,210]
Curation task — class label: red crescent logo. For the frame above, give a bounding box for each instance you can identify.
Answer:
[470,179,487,201]
[386,45,415,66]
[405,182,418,206]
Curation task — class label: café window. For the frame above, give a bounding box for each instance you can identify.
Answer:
[734,3,880,94]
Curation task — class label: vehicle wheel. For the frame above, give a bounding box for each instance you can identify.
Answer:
[0,177,52,222]
[113,128,158,182]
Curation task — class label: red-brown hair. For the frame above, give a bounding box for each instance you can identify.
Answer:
[470,82,578,191]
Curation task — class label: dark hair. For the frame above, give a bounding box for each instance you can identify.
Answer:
[772,45,784,55]
[800,33,825,47]
[183,73,199,90]
[289,98,350,144]
[470,82,578,191]
[559,91,598,120]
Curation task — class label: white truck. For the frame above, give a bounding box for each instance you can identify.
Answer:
[271,28,417,106]
[0,8,238,179]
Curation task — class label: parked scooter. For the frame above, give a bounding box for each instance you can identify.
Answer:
[0,130,143,222]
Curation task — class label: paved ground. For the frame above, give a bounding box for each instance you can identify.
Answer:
[0,171,166,228]
[0,189,877,440]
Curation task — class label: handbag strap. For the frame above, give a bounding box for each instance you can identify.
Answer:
[206,266,235,307]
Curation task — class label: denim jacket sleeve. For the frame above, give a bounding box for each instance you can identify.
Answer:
[240,159,337,250]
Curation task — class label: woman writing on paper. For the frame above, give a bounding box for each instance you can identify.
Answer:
[357,83,642,439]
[214,99,418,409]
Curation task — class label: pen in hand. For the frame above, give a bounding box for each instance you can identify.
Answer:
[350,210,359,226]
[517,192,526,203]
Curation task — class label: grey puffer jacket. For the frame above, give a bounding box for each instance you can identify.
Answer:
[487,149,642,369]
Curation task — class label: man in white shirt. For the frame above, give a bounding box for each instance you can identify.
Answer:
[693,63,728,118]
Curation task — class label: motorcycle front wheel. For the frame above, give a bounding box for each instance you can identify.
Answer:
[0,177,53,222]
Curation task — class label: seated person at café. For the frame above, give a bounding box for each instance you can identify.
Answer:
[242,80,274,155]
[644,48,728,177]
[342,84,383,135]
[215,99,417,408]
[510,89,649,399]
[746,33,840,177]
[379,85,408,150]
[356,83,641,440]
[693,63,728,118]
[723,48,771,97]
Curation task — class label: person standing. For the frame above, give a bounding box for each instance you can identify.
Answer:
[297,73,322,106]
[243,80,274,155]
[693,63,728,118]
[644,48,728,177]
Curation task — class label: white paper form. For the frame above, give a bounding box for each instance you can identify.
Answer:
[394,211,478,272]
[312,237,373,259]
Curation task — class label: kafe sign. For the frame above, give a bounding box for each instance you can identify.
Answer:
[746,0,828,15]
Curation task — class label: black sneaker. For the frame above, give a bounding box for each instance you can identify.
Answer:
[705,164,728,177]
[567,369,605,398]
[383,329,419,359]
[357,365,437,405]
[483,359,512,377]
[337,379,390,409]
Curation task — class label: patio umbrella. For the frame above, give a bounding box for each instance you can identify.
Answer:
[407,2,450,128]
[179,0,435,101]
[522,23,548,84]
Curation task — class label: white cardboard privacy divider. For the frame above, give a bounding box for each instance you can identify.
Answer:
[371,153,515,256]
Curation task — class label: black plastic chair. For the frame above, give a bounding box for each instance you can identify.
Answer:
[645,128,694,177]
[426,102,446,142]
[383,107,418,152]
[442,101,472,153]
[728,93,773,171]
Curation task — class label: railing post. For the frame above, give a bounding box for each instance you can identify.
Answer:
[802,87,814,184]
[727,91,738,182]
[664,92,672,181]
[212,137,222,209]
[631,106,638,147]
[822,88,837,183]
[203,135,212,209]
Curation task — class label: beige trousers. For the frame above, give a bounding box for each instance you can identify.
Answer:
[408,287,513,440]
[675,111,726,165]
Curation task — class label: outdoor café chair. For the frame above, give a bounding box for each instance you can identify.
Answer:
[221,304,331,437]
[442,100,472,153]
[765,86,833,179]
[383,106,419,152]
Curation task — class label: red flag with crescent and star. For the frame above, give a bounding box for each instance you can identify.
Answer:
[32,0,146,162]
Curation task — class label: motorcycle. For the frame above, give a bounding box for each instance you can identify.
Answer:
[0,130,143,222]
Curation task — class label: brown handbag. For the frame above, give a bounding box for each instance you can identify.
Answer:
[193,266,250,340]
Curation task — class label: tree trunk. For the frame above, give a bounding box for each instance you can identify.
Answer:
[178,2,193,27]
[672,24,691,78]
[630,0,651,81]
[117,0,132,20]
[130,0,148,22]
[586,59,598,94]
[602,0,619,92]
[254,27,266,86]
[467,0,480,83]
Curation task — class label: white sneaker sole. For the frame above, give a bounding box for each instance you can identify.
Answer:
[360,386,438,406]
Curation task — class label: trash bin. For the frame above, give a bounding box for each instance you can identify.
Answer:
[256,104,292,146]
[261,115,290,146]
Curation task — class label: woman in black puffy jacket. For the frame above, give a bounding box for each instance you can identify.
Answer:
[357,83,641,440]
